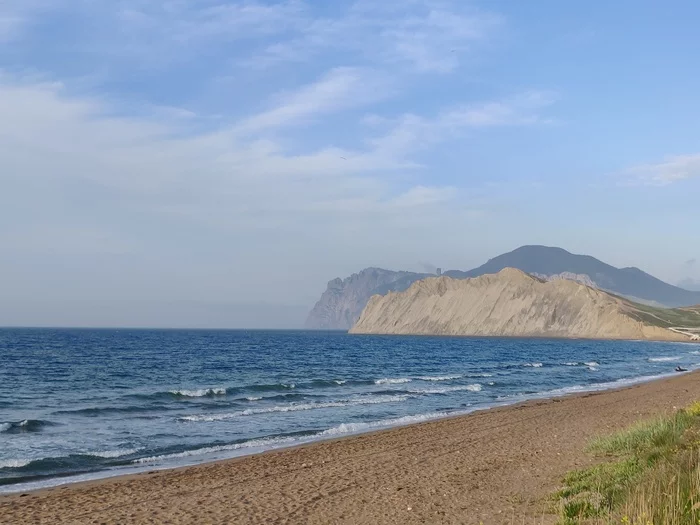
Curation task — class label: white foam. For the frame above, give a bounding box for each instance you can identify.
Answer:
[169,388,226,397]
[415,375,462,382]
[690,351,700,355]
[523,363,543,368]
[584,362,599,367]
[319,411,449,437]
[374,378,412,385]
[0,459,32,469]
[409,384,482,395]
[0,423,10,432]
[179,395,409,422]
[134,436,299,464]
[498,372,677,401]
[334,380,347,385]
[245,396,262,401]
[90,448,142,459]
[648,356,681,362]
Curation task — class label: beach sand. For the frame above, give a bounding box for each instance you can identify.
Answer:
[2,371,700,524]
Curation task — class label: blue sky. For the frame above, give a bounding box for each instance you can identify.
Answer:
[2,0,700,326]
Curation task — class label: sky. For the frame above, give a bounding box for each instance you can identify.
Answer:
[1,0,700,327]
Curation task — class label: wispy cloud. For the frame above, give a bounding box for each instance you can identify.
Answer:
[245,0,502,72]
[368,90,556,155]
[624,154,700,186]
[237,67,391,133]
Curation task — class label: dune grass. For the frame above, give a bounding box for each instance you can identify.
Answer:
[555,401,700,524]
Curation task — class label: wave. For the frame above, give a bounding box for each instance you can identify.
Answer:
[498,372,677,402]
[169,388,226,398]
[0,420,54,434]
[374,378,412,385]
[245,396,262,401]
[134,380,371,403]
[409,384,482,395]
[89,448,143,459]
[0,459,32,469]
[468,372,494,378]
[415,375,462,382]
[319,411,451,437]
[54,405,172,417]
[141,411,462,466]
[648,356,681,362]
[134,432,318,465]
[523,363,543,368]
[179,395,410,422]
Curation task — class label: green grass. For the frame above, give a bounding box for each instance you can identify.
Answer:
[625,303,700,329]
[554,403,700,524]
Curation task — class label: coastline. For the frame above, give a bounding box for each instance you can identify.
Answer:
[2,369,700,524]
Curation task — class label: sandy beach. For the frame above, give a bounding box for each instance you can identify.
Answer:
[2,370,699,524]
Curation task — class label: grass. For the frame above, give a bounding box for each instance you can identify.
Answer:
[554,402,700,524]
[625,303,700,329]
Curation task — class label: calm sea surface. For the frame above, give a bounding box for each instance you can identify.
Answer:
[1,328,698,493]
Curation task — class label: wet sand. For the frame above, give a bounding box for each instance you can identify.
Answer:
[2,370,699,524]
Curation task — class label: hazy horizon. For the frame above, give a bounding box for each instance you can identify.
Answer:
[2,1,699,328]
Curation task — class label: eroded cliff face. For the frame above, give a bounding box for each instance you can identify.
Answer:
[305,268,425,330]
[350,268,686,341]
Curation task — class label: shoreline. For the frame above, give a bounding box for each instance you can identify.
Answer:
[0,367,687,497]
[3,369,700,524]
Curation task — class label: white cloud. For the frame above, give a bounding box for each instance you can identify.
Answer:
[625,154,700,186]
[0,74,550,240]
[368,90,556,155]
[237,67,391,133]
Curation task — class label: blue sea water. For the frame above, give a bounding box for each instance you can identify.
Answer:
[1,328,698,494]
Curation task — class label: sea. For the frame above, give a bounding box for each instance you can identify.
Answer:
[1,328,698,494]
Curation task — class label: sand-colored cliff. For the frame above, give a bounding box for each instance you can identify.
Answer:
[350,268,691,341]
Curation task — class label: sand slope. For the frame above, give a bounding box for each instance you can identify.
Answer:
[350,268,686,341]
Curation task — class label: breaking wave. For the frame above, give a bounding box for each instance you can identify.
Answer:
[409,384,482,395]
[179,395,409,422]
[374,378,412,385]
[0,420,54,434]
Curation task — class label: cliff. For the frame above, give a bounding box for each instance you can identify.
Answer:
[350,268,697,341]
[304,268,429,330]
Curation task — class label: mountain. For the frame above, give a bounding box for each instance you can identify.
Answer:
[448,246,700,308]
[350,268,700,341]
[306,246,700,330]
[304,268,430,330]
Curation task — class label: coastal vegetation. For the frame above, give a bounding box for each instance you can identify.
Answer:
[555,401,700,524]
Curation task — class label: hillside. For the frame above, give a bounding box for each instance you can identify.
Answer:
[448,245,700,308]
[350,268,700,341]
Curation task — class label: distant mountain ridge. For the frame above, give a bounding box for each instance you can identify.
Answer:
[451,246,700,308]
[305,246,700,330]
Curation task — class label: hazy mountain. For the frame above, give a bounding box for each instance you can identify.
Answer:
[305,268,430,330]
[351,268,700,341]
[448,246,700,308]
